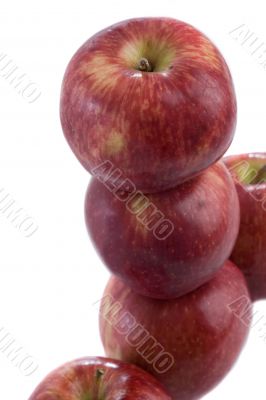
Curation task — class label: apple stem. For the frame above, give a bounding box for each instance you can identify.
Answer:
[253,165,266,184]
[96,368,105,382]
[137,58,153,72]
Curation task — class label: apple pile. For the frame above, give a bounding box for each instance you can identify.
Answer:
[29,17,261,400]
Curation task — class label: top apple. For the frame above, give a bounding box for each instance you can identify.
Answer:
[60,18,236,193]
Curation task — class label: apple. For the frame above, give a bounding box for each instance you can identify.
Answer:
[99,261,251,400]
[60,17,236,193]
[224,152,266,301]
[28,356,171,399]
[85,161,240,299]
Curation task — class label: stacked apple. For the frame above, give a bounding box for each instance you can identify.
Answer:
[29,18,254,400]
[224,152,266,301]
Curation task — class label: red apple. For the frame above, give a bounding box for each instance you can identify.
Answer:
[85,161,240,299]
[224,152,266,301]
[60,17,236,193]
[99,261,251,400]
[28,356,171,399]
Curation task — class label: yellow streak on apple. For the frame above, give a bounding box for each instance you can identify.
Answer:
[177,37,223,72]
[81,54,120,93]
[104,131,125,156]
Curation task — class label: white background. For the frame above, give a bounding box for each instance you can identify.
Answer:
[0,0,265,399]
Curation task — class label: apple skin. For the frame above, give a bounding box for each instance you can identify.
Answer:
[224,153,266,301]
[85,161,240,299]
[99,261,251,400]
[28,356,171,400]
[60,17,236,193]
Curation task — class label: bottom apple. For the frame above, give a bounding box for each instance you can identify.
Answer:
[99,261,251,400]
[28,356,171,399]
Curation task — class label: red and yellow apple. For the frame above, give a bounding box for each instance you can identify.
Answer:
[85,161,240,299]
[60,17,237,193]
[28,357,171,399]
[99,261,251,400]
[224,152,266,301]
